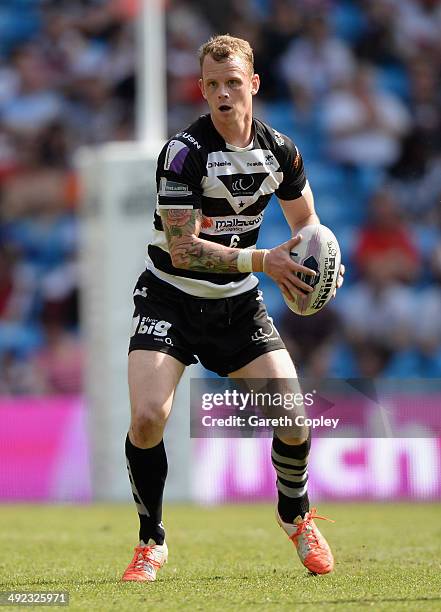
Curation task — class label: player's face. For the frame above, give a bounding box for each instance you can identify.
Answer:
[199,54,260,127]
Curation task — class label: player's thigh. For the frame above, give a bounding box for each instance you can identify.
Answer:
[229,349,307,442]
[128,349,185,422]
[228,348,297,378]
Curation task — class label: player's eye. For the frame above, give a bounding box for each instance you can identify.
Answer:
[207,81,217,88]
[228,79,240,87]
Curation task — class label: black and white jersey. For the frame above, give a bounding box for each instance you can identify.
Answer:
[147,114,307,298]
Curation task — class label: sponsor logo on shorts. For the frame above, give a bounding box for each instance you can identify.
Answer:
[159,177,192,197]
[132,316,174,345]
[251,316,278,344]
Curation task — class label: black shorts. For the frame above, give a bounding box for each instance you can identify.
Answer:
[128,271,286,376]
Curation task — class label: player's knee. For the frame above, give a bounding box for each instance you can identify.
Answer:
[130,407,167,446]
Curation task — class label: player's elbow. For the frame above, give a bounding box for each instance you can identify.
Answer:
[169,236,198,269]
[169,245,189,269]
[170,253,186,269]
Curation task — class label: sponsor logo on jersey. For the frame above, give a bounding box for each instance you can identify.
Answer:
[177,132,202,149]
[246,155,274,168]
[273,129,285,146]
[218,173,269,197]
[159,177,192,197]
[164,140,190,173]
[208,160,232,168]
[200,213,264,235]
[201,215,214,229]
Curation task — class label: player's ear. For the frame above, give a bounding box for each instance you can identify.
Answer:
[198,78,207,99]
[251,73,260,96]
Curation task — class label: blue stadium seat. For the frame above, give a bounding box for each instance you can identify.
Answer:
[383,350,422,377]
[331,1,366,44]
[376,65,410,103]
[0,322,42,358]
[3,215,77,271]
[327,343,359,377]
[262,102,326,161]
[0,2,41,55]
[418,351,441,378]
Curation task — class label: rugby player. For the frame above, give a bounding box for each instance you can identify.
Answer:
[122,35,344,582]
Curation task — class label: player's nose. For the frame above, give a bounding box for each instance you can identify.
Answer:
[217,86,229,99]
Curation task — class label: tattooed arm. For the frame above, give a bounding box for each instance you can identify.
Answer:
[160,207,325,297]
[160,208,241,273]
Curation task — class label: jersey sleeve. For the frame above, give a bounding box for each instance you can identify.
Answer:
[274,136,307,201]
[156,138,204,209]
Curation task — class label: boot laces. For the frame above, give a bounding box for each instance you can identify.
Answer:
[291,507,335,549]
[130,546,161,572]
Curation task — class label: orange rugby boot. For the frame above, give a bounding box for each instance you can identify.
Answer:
[277,507,335,574]
[122,541,168,582]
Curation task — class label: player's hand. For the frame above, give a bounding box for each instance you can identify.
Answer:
[332,263,345,298]
[263,235,317,301]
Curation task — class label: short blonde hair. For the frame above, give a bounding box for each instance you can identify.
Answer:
[199,35,254,76]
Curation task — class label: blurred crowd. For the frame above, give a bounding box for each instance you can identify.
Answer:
[0,0,440,394]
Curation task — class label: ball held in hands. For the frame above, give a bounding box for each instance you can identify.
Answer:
[283,224,341,316]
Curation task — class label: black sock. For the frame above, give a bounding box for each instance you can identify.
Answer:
[271,433,311,522]
[125,434,167,545]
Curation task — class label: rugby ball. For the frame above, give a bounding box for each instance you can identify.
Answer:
[283,224,341,316]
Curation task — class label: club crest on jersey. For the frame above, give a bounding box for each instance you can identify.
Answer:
[218,173,269,197]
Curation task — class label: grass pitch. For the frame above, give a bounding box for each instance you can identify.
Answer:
[1,503,440,611]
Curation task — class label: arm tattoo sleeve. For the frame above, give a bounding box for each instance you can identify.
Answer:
[161,209,240,273]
